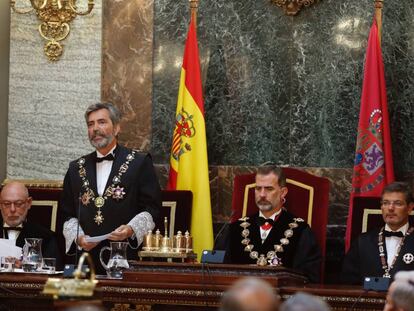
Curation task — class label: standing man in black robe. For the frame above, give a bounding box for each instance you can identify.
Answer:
[227,165,321,283]
[61,102,161,274]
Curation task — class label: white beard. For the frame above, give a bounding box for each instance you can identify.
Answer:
[257,203,273,212]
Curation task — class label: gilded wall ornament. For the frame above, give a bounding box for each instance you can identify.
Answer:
[271,0,318,16]
[10,0,94,61]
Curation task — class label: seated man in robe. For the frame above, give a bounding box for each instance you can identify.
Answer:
[0,181,61,267]
[342,182,414,284]
[226,165,321,283]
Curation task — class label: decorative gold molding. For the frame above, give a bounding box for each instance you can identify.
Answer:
[271,0,318,16]
[10,0,94,61]
[362,209,414,233]
[280,294,385,307]
[31,200,58,232]
[1,179,63,188]
[162,201,177,239]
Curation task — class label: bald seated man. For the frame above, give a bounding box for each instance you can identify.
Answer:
[0,181,62,268]
[220,277,280,311]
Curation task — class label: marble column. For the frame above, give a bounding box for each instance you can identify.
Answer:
[102,0,154,151]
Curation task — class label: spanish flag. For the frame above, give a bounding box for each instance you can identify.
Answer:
[167,16,214,259]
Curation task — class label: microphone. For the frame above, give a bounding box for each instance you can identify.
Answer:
[75,192,82,265]
[201,211,235,263]
[212,209,236,253]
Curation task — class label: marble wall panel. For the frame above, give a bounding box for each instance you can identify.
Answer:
[102,0,154,151]
[152,0,414,176]
[7,1,102,180]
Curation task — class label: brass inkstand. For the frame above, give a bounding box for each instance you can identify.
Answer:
[43,252,98,299]
[138,217,196,262]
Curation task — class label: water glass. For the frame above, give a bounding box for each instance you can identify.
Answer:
[1,257,16,272]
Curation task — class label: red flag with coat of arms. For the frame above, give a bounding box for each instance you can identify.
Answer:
[345,20,394,250]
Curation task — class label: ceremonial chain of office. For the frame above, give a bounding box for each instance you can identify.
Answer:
[378,226,414,278]
[239,216,303,266]
[77,150,136,225]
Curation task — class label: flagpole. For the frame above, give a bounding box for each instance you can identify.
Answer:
[190,0,199,27]
[374,0,383,45]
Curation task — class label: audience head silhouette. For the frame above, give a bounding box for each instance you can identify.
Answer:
[220,277,280,311]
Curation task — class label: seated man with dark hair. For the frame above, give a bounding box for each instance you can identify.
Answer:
[342,182,414,285]
[0,181,61,268]
[226,165,321,283]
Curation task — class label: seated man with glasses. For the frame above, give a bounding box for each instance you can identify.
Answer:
[0,181,61,267]
[342,181,414,284]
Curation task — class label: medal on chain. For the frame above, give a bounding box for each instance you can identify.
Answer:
[77,150,136,225]
[239,215,303,266]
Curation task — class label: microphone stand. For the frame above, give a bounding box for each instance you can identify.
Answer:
[75,193,82,265]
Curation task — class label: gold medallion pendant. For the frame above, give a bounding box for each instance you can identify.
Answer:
[94,211,104,225]
[94,196,105,208]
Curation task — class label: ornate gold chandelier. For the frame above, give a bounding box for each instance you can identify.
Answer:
[10,0,94,61]
[271,0,318,16]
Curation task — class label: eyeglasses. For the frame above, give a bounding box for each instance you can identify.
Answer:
[380,200,406,208]
[0,200,28,210]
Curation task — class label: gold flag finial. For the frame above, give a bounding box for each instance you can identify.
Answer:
[374,0,384,45]
[189,0,199,25]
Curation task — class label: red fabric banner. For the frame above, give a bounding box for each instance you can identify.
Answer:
[345,20,394,250]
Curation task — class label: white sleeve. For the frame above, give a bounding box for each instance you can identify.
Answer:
[63,218,85,253]
[127,211,155,248]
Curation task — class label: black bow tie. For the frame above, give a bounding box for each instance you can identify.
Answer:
[4,227,22,231]
[96,153,115,163]
[256,217,274,227]
[384,230,404,238]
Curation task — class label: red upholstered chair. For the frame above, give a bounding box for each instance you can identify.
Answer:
[231,167,330,281]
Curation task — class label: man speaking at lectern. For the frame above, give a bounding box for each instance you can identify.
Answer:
[227,165,321,283]
[61,102,161,273]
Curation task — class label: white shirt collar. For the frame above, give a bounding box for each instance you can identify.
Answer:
[385,222,409,235]
[96,145,116,158]
[259,209,282,220]
[3,223,23,229]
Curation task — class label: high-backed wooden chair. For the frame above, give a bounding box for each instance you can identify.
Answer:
[230,167,330,281]
[156,190,193,238]
[349,196,414,244]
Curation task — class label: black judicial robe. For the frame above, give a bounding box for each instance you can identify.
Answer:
[227,210,321,283]
[0,221,62,269]
[60,145,161,274]
[341,227,414,285]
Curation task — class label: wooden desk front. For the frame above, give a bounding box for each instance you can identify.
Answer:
[0,263,386,311]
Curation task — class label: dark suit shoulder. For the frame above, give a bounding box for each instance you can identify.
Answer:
[68,151,95,168]
[356,227,382,243]
[24,222,55,239]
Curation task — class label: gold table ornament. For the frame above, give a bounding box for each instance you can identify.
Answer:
[42,252,98,299]
[140,218,196,262]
